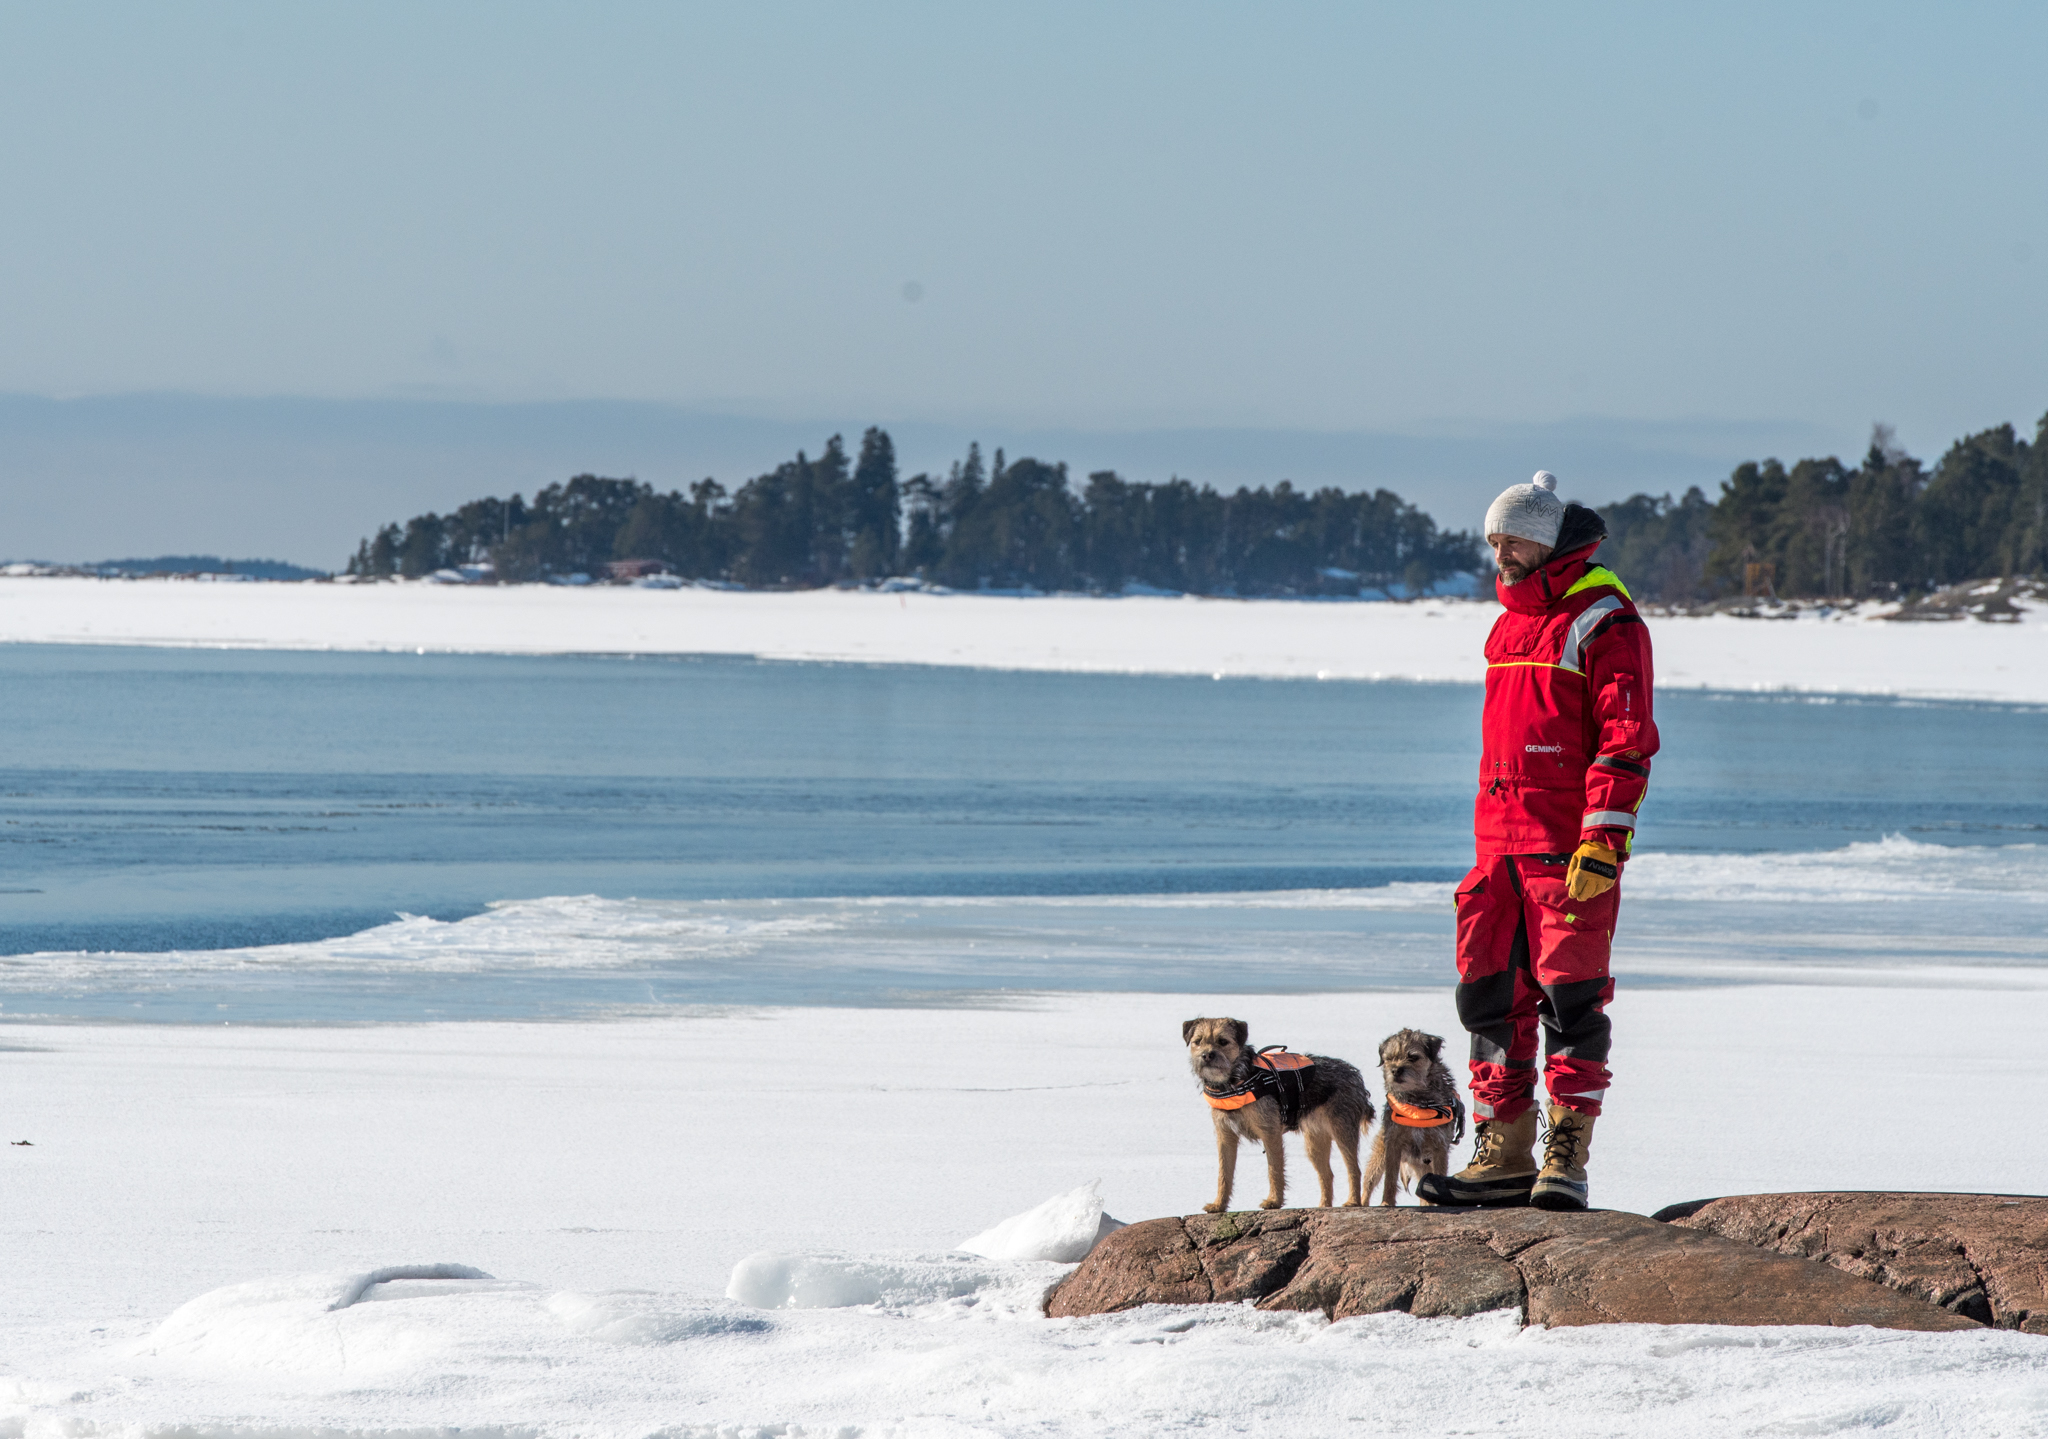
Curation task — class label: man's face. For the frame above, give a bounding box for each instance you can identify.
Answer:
[1489,533,1553,585]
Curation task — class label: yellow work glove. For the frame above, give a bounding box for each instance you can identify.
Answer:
[1565,840,1621,901]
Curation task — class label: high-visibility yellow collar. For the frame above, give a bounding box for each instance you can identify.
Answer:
[1564,565,1632,601]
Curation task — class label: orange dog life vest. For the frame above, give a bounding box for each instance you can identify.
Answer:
[1203,1047,1317,1128]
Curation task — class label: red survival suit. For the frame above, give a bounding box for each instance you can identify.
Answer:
[1456,511,1657,1125]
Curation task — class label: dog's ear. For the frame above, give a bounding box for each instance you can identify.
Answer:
[1424,1032,1444,1061]
[1182,1019,1198,1045]
[1229,1019,1248,1047]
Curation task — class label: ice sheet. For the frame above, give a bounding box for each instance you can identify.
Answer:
[5,839,2041,1021]
[2,575,2043,702]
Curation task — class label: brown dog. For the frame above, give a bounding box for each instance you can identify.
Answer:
[1183,1017,1374,1211]
[1363,1028,1466,1206]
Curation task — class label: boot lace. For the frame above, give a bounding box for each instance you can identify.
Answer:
[1542,1111,1585,1169]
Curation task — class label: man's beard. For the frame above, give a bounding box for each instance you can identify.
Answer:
[1497,560,1534,585]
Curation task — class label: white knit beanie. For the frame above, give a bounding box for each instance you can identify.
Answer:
[1484,471,1565,547]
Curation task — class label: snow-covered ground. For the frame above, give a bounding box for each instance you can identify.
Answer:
[1,575,2043,703]
[7,985,2048,1437]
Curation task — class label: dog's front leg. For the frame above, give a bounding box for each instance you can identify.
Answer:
[1205,1114,1238,1213]
[1379,1129,1403,1207]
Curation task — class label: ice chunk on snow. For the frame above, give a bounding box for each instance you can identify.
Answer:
[726,1253,884,1308]
[723,1252,1006,1310]
[954,1181,1125,1263]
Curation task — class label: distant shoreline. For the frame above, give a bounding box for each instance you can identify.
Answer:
[0,575,2040,704]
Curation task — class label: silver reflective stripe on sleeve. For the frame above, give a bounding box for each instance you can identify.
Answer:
[1558,595,1624,673]
[1582,810,1637,830]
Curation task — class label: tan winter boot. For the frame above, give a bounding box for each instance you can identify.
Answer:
[1530,1105,1596,1211]
[1414,1106,1538,1207]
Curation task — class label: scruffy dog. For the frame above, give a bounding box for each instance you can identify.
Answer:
[1364,1028,1466,1206]
[1183,1017,1374,1212]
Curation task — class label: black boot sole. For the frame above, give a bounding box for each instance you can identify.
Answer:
[1414,1173,1536,1208]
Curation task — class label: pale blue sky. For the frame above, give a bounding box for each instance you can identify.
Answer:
[1,2,2043,562]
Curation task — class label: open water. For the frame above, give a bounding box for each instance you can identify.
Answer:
[1,644,2042,1021]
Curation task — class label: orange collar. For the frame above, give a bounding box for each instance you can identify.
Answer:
[1388,1099,1456,1128]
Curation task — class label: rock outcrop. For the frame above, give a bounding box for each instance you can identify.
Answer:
[1046,1207,1980,1331]
[1656,1192,2048,1332]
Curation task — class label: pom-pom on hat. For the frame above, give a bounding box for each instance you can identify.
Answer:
[1484,471,1565,548]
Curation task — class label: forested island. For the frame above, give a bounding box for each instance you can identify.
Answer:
[348,432,1480,599]
[1593,418,2047,602]
[348,413,2048,602]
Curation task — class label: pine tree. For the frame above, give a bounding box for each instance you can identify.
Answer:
[1919,425,2026,584]
[1844,427,1921,597]
[848,428,901,579]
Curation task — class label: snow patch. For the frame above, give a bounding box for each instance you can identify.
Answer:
[545,1291,773,1344]
[140,1266,534,1380]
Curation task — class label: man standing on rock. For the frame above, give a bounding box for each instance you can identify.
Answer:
[1417,472,1657,1212]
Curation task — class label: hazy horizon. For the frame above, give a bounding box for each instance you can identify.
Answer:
[2,4,2042,565]
[0,390,1874,569]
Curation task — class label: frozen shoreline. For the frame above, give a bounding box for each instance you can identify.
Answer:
[7,837,2045,1021]
[6,987,2048,1437]
[0,574,2043,703]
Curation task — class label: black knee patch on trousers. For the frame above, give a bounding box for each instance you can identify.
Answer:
[1458,914,1536,1070]
[1538,974,1612,1064]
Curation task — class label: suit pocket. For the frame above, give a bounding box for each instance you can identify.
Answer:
[1603,671,1642,751]
[1453,866,1505,977]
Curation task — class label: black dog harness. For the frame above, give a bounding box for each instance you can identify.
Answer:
[1203,1047,1316,1128]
